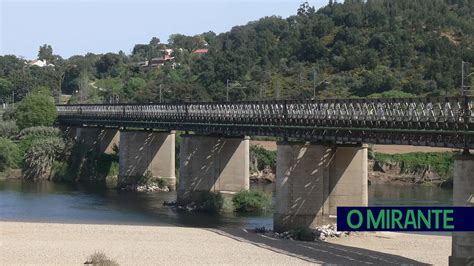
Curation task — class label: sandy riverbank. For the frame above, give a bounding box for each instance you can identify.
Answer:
[0,221,450,265]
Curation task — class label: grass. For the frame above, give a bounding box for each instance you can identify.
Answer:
[232,190,271,212]
[84,252,119,266]
[373,152,456,178]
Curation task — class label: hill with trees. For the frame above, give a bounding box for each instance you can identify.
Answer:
[0,0,473,105]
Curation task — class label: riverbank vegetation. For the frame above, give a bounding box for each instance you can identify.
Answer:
[232,190,271,212]
[0,88,70,180]
[371,151,457,187]
[373,152,455,179]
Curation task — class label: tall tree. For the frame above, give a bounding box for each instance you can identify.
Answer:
[38,44,54,62]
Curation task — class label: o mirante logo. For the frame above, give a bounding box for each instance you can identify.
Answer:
[337,207,474,231]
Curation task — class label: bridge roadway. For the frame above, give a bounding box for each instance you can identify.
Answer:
[57,96,474,149]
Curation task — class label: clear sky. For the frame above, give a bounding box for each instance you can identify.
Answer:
[0,0,327,59]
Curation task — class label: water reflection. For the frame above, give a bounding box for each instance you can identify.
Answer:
[0,180,452,229]
[369,184,453,206]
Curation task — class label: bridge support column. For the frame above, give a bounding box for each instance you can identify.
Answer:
[75,127,119,154]
[328,145,369,217]
[118,130,176,190]
[450,154,474,266]
[177,135,249,204]
[274,142,367,232]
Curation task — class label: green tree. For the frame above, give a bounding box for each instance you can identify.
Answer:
[15,87,58,129]
[38,44,54,62]
[0,78,13,98]
[0,137,20,171]
[123,77,146,97]
[95,53,123,78]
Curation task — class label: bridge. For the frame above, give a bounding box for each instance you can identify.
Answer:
[57,96,473,149]
[56,96,474,265]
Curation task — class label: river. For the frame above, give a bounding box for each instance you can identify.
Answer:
[0,179,452,229]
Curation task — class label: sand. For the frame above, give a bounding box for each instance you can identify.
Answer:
[0,221,450,265]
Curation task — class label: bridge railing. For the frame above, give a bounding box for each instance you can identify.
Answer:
[56,96,473,131]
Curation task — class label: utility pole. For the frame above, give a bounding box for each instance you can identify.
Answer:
[313,70,317,99]
[226,79,230,101]
[11,91,14,109]
[462,61,465,96]
[159,84,163,103]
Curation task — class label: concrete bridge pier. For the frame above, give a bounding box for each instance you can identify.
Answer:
[450,153,474,266]
[74,127,119,154]
[177,135,249,204]
[274,142,368,232]
[118,130,176,190]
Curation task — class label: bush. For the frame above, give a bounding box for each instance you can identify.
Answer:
[250,145,276,171]
[23,136,66,180]
[17,127,63,164]
[0,120,19,139]
[195,191,224,213]
[367,90,415,98]
[0,137,20,171]
[15,88,57,129]
[18,126,61,140]
[84,251,119,266]
[51,160,68,180]
[232,190,271,212]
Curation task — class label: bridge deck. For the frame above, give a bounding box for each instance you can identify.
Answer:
[57,97,474,149]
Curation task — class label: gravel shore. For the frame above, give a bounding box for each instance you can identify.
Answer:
[0,221,450,265]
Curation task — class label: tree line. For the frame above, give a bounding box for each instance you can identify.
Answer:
[0,0,473,106]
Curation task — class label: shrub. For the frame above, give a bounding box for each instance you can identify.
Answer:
[18,126,61,140]
[0,120,19,139]
[15,88,57,129]
[195,191,224,213]
[51,160,68,180]
[84,251,119,266]
[0,137,20,171]
[94,153,119,177]
[232,190,271,212]
[367,90,415,98]
[250,145,276,171]
[23,136,66,180]
[17,127,64,164]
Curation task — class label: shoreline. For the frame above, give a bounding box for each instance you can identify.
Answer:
[0,221,450,265]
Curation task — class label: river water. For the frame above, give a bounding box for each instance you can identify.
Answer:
[0,179,452,229]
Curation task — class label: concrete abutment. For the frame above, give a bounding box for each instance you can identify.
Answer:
[449,154,474,266]
[274,142,368,232]
[177,135,250,204]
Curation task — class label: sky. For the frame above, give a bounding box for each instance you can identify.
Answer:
[0,0,327,59]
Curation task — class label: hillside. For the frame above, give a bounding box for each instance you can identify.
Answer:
[0,0,473,104]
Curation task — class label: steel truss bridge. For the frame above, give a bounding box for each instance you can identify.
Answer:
[57,96,474,149]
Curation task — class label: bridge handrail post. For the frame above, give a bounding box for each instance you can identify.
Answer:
[463,95,470,154]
